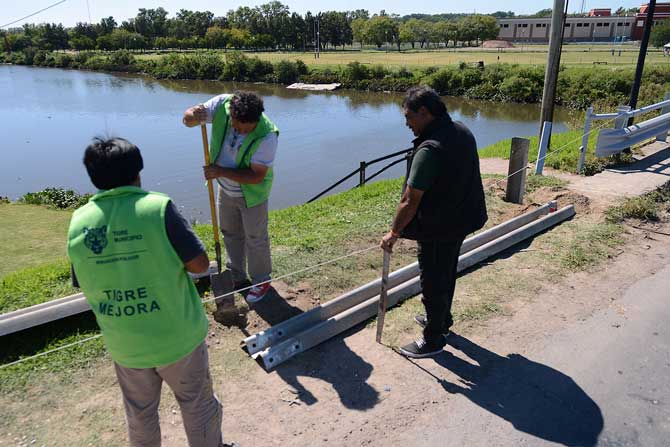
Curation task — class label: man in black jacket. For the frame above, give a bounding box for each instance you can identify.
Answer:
[381,86,487,358]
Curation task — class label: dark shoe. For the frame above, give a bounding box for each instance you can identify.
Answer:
[234,279,252,295]
[399,337,445,358]
[414,314,451,337]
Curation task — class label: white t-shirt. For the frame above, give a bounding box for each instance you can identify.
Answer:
[203,94,278,197]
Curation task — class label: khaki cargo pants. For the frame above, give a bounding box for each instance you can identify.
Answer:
[114,342,224,447]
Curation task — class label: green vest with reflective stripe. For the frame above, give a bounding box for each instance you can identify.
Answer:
[66,186,208,368]
[210,96,279,208]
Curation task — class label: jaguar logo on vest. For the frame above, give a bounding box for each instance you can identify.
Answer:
[83,226,108,254]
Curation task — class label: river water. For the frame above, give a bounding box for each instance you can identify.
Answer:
[0,65,571,220]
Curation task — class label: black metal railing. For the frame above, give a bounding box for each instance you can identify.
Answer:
[307,147,413,203]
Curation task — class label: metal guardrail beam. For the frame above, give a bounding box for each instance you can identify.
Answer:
[242,202,556,356]
[596,112,670,157]
[254,205,576,370]
[0,263,220,336]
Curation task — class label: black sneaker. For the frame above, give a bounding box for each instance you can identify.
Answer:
[234,279,252,295]
[414,314,451,337]
[399,337,445,358]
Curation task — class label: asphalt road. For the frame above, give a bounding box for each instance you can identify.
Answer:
[404,261,670,446]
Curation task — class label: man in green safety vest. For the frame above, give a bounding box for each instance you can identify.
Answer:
[67,137,232,447]
[183,91,279,304]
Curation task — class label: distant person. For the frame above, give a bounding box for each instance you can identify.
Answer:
[380,87,487,358]
[183,91,279,304]
[68,137,231,447]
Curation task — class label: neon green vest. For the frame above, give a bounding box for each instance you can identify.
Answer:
[66,186,208,368]
[210,96,279,208]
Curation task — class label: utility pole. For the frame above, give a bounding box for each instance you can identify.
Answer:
[313,14,321,59]
[539,0,568,135]
[628,0,656,125]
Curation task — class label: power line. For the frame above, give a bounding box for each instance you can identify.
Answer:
[1,0,68,29]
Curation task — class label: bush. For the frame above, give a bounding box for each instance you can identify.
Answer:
[499,75,539,103]
[428,68,461,95]
[220,51,249,81]
[246,56,274,80]
[32,50,47,66]
[53,53,73,68]
[274,60,299,84]
[370,64,388,80]
[295,59,308,75]
[83,55,108,70]
[344,61,370,82]
[19,188,92,210]
[108,49,135,66]
[21,47,37,65]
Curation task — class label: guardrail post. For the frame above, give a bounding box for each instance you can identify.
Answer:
[615,105,632,130]
[506,137,529,204]
[657,92,670,142]
[577,107,593,174]
[535,121,552,176]
[616,105,633,153]
[359,161,366,186]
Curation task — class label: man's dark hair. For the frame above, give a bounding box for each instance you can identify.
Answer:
[83,137,144,190]
[230,90,265,123]
[402,86,447,117]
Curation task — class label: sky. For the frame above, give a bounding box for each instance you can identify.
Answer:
[2,0,647,28]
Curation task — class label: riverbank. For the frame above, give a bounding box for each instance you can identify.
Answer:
[2,49,669,109]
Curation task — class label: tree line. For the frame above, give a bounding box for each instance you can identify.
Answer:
[0,2,500,53]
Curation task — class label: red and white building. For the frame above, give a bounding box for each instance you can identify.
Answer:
[496,3,670,43]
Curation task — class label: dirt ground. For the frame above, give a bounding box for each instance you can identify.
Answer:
[2,185,669,447]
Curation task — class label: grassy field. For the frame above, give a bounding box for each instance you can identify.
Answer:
[0,203,71,278]
[136,45,669,69]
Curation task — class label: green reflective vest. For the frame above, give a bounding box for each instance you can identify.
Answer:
[210,96,279,208]
[67,186,208,368]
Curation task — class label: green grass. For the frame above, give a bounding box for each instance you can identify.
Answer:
[478,129,597,172]
[0,203,71,278]
[477,129,641,175]
[606,181,670,223]
[136,45,669,69]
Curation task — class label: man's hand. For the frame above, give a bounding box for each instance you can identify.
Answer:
[183,104,208,127]
[203,165,224,180]
[380,231,399,253]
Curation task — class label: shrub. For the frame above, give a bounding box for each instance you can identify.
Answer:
[295,59,308,75]
[108,49,135,67]
[370,64,388,80]
[32,50,47,66]
[274,60,299,84]
[19,188,92,209]
[220,51,249,81]
[83,55,108,70]
[344,61,370,82]
[53,53,73,68]
[22,47,37,65]
[246,56,274,80]
[428,68,461,95]
[499,75,539,103]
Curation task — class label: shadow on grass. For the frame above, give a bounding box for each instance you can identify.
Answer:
[0,312,99,364]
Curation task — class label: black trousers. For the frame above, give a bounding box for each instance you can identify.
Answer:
[418,238,464,344]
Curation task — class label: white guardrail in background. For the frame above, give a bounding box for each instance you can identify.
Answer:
[577,94,670,174]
